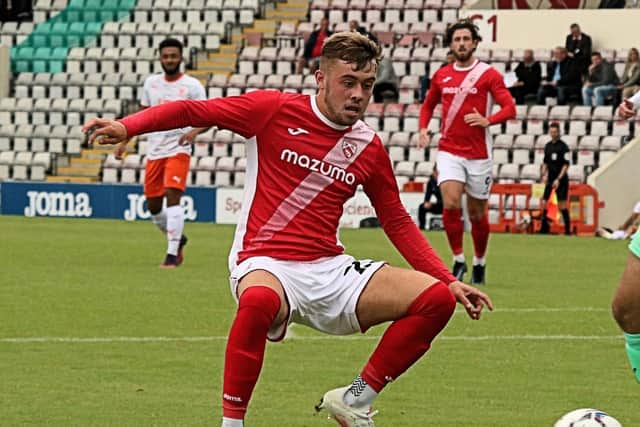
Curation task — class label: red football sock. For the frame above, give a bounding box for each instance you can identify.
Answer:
[470,213,490,259]
[443,208,464,256]
[360,282,456,392]
[222,286,281,419]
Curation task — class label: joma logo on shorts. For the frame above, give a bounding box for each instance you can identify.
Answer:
[280,149,356,185]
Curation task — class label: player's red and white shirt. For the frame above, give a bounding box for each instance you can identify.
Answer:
[419,60,515,159]
[121,91,457,284]
[140,73,207,160]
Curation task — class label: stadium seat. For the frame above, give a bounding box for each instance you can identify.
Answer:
[600,136,622,151]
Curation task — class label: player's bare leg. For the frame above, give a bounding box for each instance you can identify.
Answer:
[440,180,467,280]
[612,250,640,383]
[222,270,290,427]
[467,195,489,285]
[316,266,456,426]
[158,188,187,268]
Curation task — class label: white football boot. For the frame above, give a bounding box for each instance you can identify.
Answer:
[315,386,377,427]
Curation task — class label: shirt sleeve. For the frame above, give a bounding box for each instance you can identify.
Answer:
[140,78,151,107]
[628,90,640,107]
[487,69,516,125]
[191,80,207,101]
[120,90,283,139]
[562,143,570,165]
[419,70,441,130]
[363,140,457,284]
[543,144,550,164]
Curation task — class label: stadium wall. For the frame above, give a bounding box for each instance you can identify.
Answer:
[0,184,428,228]
[0,45,9,98]
[0,182,216,222]
[587,138,640,229]
[216,188,425,228]
[459,9,640,50]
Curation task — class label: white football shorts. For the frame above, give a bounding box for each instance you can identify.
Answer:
[437,150,493,200]
[229,254,386,341]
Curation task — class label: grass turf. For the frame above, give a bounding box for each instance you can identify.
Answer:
[0,216,636,426]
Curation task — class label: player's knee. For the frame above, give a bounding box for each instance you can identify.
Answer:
[238,286,281,320]
[409,282,456,324]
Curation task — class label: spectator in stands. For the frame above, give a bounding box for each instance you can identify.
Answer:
[508,49,542,105]
[618,48,640,100]
[349,20,377,44]
[115,38,207,268]
[417,165,443,230]
[565,23,592,75]
[598,201,640,240]
[536,47,582,105]
[373,57,398,102]
[598,0,625,7]
[582,51,619,106]
[539,122,571,235]
[297,17,332,74]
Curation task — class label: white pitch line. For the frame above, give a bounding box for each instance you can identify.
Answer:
[0,335,623,344]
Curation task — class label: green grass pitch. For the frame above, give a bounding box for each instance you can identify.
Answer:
[0,216,637,426]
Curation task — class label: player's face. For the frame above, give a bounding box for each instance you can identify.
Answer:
[549,127,559,140]
[317,59,376,126]
[449,29,477,63]
[160,47,182,76]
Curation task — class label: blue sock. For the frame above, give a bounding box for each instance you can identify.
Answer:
[624,333,640,383]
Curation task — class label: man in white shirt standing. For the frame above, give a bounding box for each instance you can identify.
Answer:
[113,38,207,268]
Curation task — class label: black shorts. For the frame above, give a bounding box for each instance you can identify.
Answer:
[543,175,569,201]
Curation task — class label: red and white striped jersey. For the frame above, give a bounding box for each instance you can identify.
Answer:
[121,90,457,284]
[419,60,515,159]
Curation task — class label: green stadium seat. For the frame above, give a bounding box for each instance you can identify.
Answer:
[32,60,48,73]
[118,0,136,8]
[49,23,70,47]
[51,47,69,60]
[49,61,65,73]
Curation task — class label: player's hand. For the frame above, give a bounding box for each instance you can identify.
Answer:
[552,179,559,189]
[542,175,548,184]
[618,99,636,119]
[448,281,494,320]
[114,142,127,160]
[83,118,128,145]
[463,108,490,128]
[179,128,201,146]
[418,128,431,148]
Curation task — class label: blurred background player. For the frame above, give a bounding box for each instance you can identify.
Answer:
[597,201,640,240]
[111,38,207,268]
[612,225,640,383]
[84,32,492,427]
[418,20,516,284]
[417,164,443,230]
[612,98,640,383]
[539,122,571,235]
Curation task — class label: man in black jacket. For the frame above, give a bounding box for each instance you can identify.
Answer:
[536,47,582,105]
[539,122,571,235]
[296,17,332,74]
[509,49,542,104]
[418,165,443,230]
[565,23,592,75]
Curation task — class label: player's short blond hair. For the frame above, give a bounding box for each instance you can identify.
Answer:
[320,31,382,72]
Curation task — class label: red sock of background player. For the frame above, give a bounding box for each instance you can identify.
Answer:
[443,208,464,262]
[471,212,489,266]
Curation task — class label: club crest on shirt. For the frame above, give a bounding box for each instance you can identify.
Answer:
[342,139,357,159]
